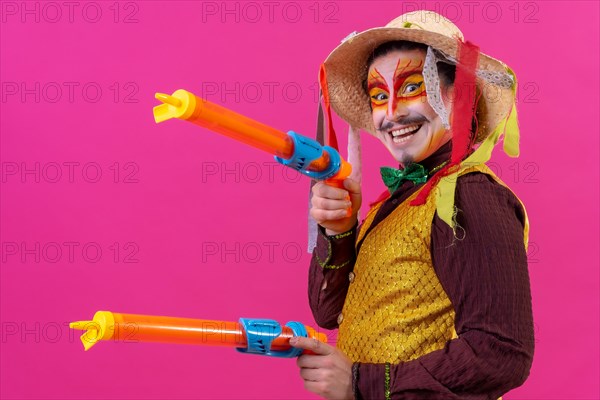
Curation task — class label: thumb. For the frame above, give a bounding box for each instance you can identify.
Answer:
[343,178,362,208]
[289,336,333,355]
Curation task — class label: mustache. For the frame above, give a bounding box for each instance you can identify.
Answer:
[377,116,429,132]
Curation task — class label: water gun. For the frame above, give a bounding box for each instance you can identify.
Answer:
[70,311,327,357]
[152,89,351,187]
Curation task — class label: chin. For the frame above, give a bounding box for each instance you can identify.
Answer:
[390,151,415,165]
[387,136,429,165]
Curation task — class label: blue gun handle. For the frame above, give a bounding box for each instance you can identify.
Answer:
[274,131,342,180]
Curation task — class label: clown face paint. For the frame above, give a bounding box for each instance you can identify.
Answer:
[368,48,452,166]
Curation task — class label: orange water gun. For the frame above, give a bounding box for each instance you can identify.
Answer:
[70,311,326,357]
[153,89,351,187]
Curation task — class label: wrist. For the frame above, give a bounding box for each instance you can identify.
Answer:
[325,226,354,238]
[324,220,358,237]
[325,228,343,236]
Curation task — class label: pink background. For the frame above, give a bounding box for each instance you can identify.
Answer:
[1,1,598,399]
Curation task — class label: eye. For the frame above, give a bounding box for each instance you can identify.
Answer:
[368,88,389,105]
[372,92,388,101]
[397,74,425,98]
[404,82,422,94]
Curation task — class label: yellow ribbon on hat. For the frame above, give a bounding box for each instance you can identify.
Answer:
[435,67,521,234]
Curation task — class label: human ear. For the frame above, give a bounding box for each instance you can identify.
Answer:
[441,84,455,111]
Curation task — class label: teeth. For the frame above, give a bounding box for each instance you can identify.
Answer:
[393,134,413,144]
[390,124,421,137]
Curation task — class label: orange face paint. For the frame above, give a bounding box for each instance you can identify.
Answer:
[367,68,390,110]
[368,48,452,166]
[368,59,427,114]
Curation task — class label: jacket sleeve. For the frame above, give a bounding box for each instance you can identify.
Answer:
[308,224,358,330]
[354,173,535,399]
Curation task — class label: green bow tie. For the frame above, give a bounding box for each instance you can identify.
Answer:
[380,163,428,194]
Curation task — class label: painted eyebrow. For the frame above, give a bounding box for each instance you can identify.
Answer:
[367,61,425,93]
[394,59,423,80]
[367,68,389,91]
[393,59,424,93]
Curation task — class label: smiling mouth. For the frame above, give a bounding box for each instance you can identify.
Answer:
[388,124,422,144]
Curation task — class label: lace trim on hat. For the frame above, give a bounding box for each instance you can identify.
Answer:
[423,47,514,128]
[477,69,514,89]
[423,46,451,128]
[432,47,514,87]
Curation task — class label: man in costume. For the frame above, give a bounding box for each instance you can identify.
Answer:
[290,10,534,399]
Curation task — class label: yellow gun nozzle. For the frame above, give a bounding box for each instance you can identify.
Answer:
[69,312,115,351]
[153,90,196,124]
[69,320,91,330]
[155,93,182,107]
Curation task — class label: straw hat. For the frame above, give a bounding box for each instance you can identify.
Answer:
[321,10,516,142]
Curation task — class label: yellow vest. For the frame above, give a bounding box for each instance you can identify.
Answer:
[337,164,529,364]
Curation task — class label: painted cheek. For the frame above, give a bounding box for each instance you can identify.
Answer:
[371,106,387,130]
[373,104,387,113]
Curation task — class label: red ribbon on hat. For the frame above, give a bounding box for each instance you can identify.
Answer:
[411,39,481,206]
[319,63,339,151]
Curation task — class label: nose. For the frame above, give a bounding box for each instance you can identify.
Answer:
[387,97,409,121]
